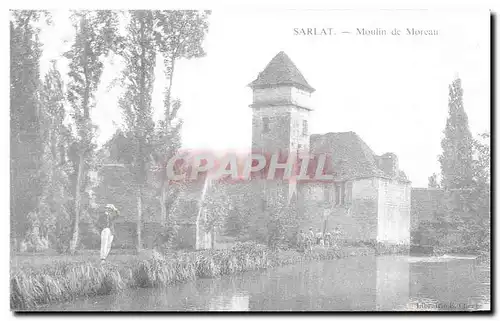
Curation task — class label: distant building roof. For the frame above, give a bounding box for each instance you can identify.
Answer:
[249,51,315,93]
[310,131,410,182]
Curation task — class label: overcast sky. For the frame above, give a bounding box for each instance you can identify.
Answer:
[38,9,490,187]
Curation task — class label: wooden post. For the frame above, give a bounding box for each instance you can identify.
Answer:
[137,188,142,252]
[323,207,329,236]
[211,228,216,249]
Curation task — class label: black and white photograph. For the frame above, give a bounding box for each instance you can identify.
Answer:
[9,6,491,312]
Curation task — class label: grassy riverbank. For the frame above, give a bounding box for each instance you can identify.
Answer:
[11,243,374,310]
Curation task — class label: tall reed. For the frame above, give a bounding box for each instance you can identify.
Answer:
[11,241,371,310]
[11,262,125,310]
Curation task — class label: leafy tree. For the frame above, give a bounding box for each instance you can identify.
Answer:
[426,76,491,255]
[427,173,440,188]
[118,10,157,252]
[152,10,210,226]
[93,131,141,224]
[35,62,73,251]
[10,10,50,248]
[472,132,490,188]
[64,11,119,253]
[439,77,474,190]
[432,78,489,254]
[434,128,490,253]
[471,132,490,251]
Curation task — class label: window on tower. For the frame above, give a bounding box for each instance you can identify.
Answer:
[302,120,308,136]
[263,117,270,133]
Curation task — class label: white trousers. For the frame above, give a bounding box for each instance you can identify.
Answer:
[100,228,114,260]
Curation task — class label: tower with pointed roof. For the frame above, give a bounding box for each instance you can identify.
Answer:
[249,51,315,156]
[238,51,411,248]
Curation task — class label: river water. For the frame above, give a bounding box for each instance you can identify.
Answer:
[43,255,490,311]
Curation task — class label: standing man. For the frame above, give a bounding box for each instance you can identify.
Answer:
[297,230,305,252]
[308,227,314,250]
[332,227,342,248]
[99,204,119,263]
[324,230,332,248]
[316,228,323,245]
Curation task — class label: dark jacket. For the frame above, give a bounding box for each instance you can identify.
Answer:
[98,212,115,235]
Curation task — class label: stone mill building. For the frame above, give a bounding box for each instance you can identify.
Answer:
[173,51,412,249]
[244,51,412,245]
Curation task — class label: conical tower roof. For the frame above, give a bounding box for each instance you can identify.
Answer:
[249,51,315,93]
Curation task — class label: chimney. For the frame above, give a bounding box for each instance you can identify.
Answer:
[379,153,399,178]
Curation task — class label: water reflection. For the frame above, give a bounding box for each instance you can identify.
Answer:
[42,255,489,311]
[376,256,409,310]
[209,293,249,311]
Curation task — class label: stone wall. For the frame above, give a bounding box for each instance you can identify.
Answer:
[298,182,332,233]
[251,106,311,155]
[377,178,411,244]
[252,86,313,110]
[410,188,445,229]
[348,178,379,241]
[251,108,291,153]
[253,86,293,105]
[290,86,313,109]
[298,178,378,242]
[289,108,311,153]
[298,177,411,245]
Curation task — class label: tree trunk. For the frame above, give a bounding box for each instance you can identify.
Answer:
[69,153,84,253]
[136,188,142,252]
[211,228,216,249]
[160,183,167,226]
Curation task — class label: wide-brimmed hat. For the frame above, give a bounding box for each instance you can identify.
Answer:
[105,204,119,215]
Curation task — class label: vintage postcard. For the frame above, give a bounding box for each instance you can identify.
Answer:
[10,8,491,312]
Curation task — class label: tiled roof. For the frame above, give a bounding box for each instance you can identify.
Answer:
[310,131,409,182]
[249,51,315,93]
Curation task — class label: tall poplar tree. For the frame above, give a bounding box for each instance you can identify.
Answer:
[64,11,119,253]
[438,77,474,190]
[118,10,157,252]
[152,10,210,226]
[37,62,71,250]
[10,11,46,246]
[435,78,490,252]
